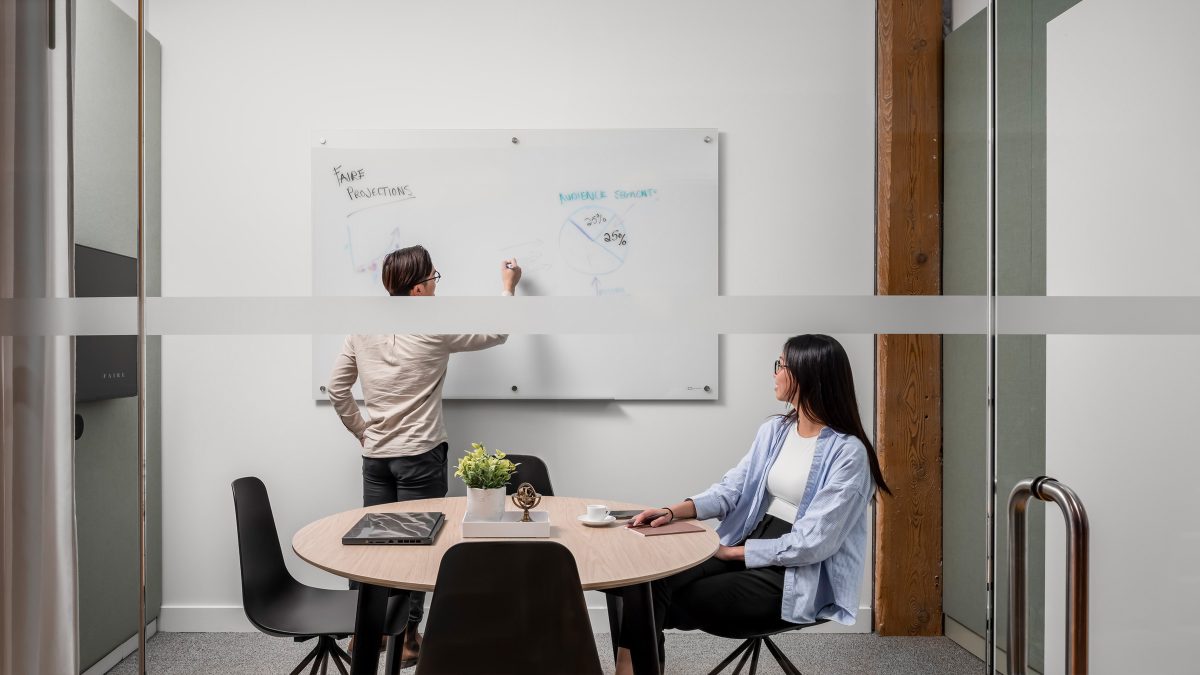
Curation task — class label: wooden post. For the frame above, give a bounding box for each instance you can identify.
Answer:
[875,0,943,636]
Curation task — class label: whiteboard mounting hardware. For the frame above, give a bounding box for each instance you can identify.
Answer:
[319,137,327,145]
[511,136,519,144]
[703,136,712,143]
[688,385,711,392]
[511,385,519,392]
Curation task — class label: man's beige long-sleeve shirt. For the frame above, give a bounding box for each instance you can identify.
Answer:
[327,333,507,458]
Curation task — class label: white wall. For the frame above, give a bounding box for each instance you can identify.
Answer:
[1045,1,1200,673]
[145,0,879,632]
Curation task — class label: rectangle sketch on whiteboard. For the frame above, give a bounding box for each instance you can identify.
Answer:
[311,129,718,400]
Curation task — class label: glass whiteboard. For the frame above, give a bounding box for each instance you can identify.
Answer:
[311,129,717,399]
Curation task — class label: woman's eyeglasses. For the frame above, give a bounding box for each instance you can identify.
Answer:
[420,271,441,285]
[774,359,785,375]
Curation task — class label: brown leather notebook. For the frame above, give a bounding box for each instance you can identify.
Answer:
[626,521,705,537]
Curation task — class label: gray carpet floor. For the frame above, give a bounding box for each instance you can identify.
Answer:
[109,631,983,674]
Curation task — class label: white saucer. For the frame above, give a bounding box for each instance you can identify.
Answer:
[578,514,616,527]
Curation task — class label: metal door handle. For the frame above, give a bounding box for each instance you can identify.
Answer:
[1008,476,1089,675]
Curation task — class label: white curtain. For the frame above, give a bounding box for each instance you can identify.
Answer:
[0,1,79,674]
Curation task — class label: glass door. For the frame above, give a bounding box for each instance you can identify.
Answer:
[994,1,1200,673]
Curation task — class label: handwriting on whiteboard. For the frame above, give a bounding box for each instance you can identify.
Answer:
[332,165,414,204]
[558,187,657,205]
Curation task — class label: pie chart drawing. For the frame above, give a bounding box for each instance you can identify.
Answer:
[559,205,628,276]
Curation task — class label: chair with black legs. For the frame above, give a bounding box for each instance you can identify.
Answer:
[604,599,824,675]
[231,477,405,675]
[416,541,601,674]
[702,621,827,675]
[502,453,555,496]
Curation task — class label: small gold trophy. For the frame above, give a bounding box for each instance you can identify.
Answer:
[510,482,542,522]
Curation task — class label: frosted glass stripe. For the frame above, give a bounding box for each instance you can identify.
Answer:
[5,295,1199,336]
[3,296,982,335]
[997,296,1200,334]
[0,298,135,336]
[146,296,988,335]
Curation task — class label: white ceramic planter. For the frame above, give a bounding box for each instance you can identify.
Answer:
[465,487,506,522]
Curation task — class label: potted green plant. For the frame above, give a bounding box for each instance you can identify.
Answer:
[455,443,518,521]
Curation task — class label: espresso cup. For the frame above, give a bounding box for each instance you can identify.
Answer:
[585,504,609,521]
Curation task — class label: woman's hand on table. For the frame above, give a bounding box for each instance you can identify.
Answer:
[627,508,673,528]
[627,500,696,528]
[714,545,745,562]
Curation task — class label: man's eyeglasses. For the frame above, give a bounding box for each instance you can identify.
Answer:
[774,359,785,375]
[420,271,441,285]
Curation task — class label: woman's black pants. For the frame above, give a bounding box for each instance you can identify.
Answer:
[618,514,799,658]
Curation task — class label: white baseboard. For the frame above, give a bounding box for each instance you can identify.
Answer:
[159,606,254,632]
[81,620,157,675]
[943,616,988,665]
[160,603,873,635]
[943,615,1041,675]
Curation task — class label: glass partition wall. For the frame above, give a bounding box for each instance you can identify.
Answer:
[86,2,983,674]
[118,3,974,674]
[71,1,162,673]
[46,1,1196,673]
[991,1,1200,673]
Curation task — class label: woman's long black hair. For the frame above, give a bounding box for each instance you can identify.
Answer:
[778,334,890,496]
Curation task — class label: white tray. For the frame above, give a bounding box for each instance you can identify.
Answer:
[461,510,550,538]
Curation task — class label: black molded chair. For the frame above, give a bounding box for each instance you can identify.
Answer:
[231,477,404,675]
[703,621,826,675]
[503,453,555,496]
[416,541,601,674]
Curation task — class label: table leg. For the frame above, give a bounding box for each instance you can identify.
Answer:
[604,592,623,660]
[350,583,389,675]
[384,637,401,675]
[622,582,661,675]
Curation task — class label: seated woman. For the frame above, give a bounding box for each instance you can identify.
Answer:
[615,334,890,674]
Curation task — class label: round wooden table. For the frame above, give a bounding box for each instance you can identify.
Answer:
[293,496,719,674]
